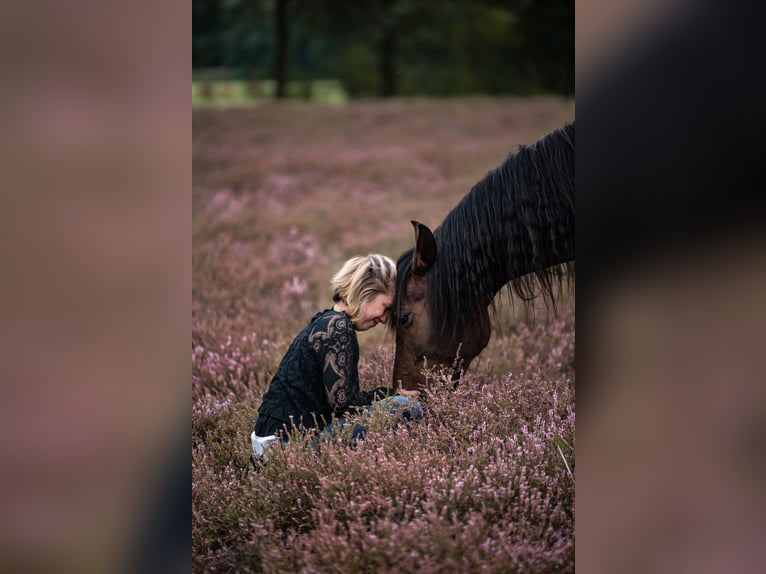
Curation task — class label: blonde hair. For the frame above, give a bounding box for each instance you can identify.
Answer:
[331,254,396,322]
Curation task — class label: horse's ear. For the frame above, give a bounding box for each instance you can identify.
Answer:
[411,220,436,275]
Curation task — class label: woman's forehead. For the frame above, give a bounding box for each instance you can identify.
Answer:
[373,291,393,305]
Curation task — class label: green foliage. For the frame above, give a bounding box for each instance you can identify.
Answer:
[192,79,348,106]
[192,0,573,97]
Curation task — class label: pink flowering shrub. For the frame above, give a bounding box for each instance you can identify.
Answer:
[192,333,286,400]
[193,321,574,573]
[193,98,575,573]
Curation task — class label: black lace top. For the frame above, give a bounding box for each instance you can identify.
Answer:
[255,309,394,435]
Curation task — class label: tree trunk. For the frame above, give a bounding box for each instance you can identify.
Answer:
[274,0,288,99]
[378,0,396,97]
[379,28,396,97]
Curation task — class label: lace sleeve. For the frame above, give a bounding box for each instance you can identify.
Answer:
[309,314,390,417]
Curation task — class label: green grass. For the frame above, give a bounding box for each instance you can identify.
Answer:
[192,79,348,107]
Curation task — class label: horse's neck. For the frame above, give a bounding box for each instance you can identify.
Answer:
[505,202,573,278]
[463,177,574,306]
[436,124,575,311]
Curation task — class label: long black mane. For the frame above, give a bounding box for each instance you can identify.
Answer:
[394,122,575,342]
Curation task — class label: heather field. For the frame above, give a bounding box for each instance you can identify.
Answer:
[193,97,576,573]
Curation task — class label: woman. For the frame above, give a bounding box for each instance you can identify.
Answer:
[251,254,421,460]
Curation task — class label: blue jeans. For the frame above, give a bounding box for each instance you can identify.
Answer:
[251,396,423,465]
[322,395,423,443]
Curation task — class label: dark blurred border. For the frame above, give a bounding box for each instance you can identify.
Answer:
[3,0,765,571]
[578,0,766,571]
[0,1,189,572]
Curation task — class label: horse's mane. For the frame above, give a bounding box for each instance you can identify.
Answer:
[394,122,575,343]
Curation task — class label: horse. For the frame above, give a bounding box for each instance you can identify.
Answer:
[389,122,575,390]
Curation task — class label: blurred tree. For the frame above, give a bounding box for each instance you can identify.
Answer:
[191,0,574,96]
[378,0,397,96]
[192,0,223,68]
[397,0,518,95]
[311,0,458,97]
[274,0,289,98]
[509,0,574,94]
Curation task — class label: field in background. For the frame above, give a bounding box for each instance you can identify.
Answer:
[192,79,348,107]
[193,97,576,572]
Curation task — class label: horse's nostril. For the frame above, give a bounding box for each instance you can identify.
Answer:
[398,313,411,326]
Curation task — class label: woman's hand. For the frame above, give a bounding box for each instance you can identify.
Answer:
[397,388,420,398]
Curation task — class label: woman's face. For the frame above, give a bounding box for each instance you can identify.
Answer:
[354,291,394,331]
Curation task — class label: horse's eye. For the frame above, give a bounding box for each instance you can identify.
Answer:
[398,313,412,327]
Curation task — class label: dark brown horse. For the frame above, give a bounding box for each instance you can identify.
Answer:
[389,122,575,390]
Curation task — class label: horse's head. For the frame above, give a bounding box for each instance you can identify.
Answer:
[390,124,575,390]
[390,221,491,391]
